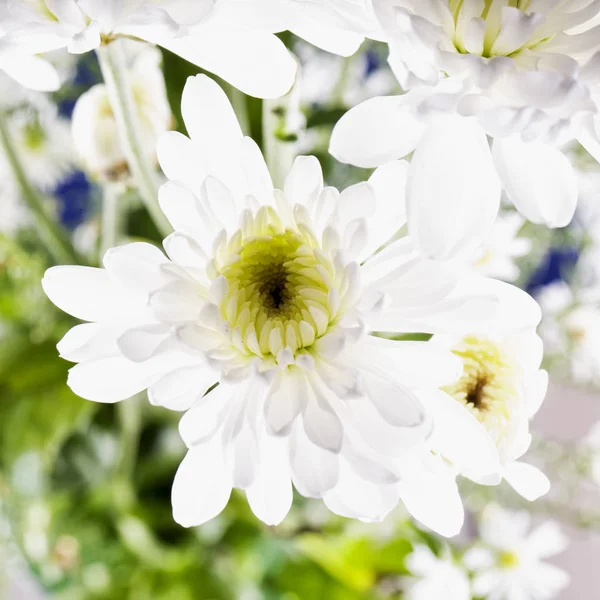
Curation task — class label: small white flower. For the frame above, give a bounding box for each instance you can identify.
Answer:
[404,545,470,600]
[3,103,75,191]
[332,0,600,229]
[43,74,521,531]
[465,505,570,600]
[1,0,297,97]
[72,41,171,180]
[435,330,550,502]
[471,212,532,282]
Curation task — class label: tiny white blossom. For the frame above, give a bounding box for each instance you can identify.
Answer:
[404,545,470,600]
[465,505,570,600]
[72,42,171,181]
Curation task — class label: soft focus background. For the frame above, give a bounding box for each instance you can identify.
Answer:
[1,35,600,600]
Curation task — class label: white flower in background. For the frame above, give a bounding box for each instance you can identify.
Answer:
[436,331,550,501]
[2,103,75,191]
[72,42,171,181]
[42,74,528,532]
[296,42,398,109]
[465,505,570,600]
[537,282,600,385]
[332,0,600,229]
[0,0,296,97]
[404,545,470,600]
[471,212,531,282]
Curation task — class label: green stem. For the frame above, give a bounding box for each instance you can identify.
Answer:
[0,113,80,265]
[97,41,172,238]
[116,394,144,493]
[100,181,125,258]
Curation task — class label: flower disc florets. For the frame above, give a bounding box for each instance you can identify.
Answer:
[212,206,343,364]
[444,336,517,445]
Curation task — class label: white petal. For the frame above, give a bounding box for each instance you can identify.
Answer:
[42,266,124,322]
[178,382,235,446]
[264,370,307,435]
[171,436,232,527]
[284,155,323,208]
[408,116,501,261]
[246,432,293,526]
[330,96,425,168]
[503,461,550,501]
[290,420,339,498]
[365,160,409,253]
[424,389,500,479]
[103,242,169,292]
[240,136,273,206]
[162,33,296,99]
[493,136,577,228]
[157,131,204,186]
[148,365,217,411]
[0,54,61,92]
[397,469,465,537]
[525,521,569,559]
[67,353,186,403]
[324,459,399,522]
[181,74,243,159]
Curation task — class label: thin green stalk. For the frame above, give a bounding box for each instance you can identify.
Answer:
[100,181,125,258]
[97,41,172,238]
[116,394,144,485]
[0,114,80,265]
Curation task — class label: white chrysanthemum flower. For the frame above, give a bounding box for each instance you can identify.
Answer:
[0,0,296,98]
[434,331,550,501]
[464,505,570,600]
[404,545,470,600]
[471,212,531,282]
[72,42,171,181]
[42,74,524,530]
[331,0,600,229]
[3,104,75,191]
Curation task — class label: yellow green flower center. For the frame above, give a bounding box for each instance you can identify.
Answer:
[498,550,521,569]
[212,206,342,362]
[22,120,46,152]
[448,0,551,58]
[443,336,517,438]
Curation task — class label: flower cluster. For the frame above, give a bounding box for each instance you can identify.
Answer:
[3,2,600,598]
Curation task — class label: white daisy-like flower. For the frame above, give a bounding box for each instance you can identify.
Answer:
[331,0,600,229]
[0,0,296,98]
[434,330,550,501]
[465,505,570,600]
[42,74,526,531]
[404,545,470,600]
[3,103,75,191]
[471,212,532,282]
[72,41,171,181]
[538,282,600,385]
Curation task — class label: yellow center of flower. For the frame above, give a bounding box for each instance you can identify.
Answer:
[22,120,46,152]
[498,550,521,569]
[449,0,551,58]
[212,206,342,362]
[443,336,518,438]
